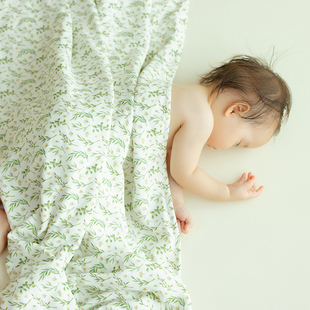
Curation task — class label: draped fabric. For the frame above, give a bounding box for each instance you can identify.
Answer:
[0,0,191,308]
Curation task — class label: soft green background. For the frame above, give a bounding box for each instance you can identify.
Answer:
[175,0,310,309]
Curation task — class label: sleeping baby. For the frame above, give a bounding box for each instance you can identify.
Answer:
[0,55,291,251]
[166,55,291,234]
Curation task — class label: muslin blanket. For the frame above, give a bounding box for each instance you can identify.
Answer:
[0,0,191,309]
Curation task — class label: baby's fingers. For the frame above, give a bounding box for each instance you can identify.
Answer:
[184,217,194,234]
[243,176,256,190]
[249,185,264,198]
[237,172,247,184]
[180,215,194,234]
[249,176,256,190]
[255,185,264,196]
[246,172,252,182]
[180,221,190,234]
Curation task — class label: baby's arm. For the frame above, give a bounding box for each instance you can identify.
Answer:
[167,153,193,234]
[170,116,263,202]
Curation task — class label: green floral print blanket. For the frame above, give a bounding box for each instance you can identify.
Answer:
[0,0,191,309]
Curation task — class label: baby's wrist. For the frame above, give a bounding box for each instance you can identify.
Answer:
[172,199,185,209]
[225,184,234,201]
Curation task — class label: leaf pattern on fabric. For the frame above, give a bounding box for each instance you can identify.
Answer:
[0,0,191,308]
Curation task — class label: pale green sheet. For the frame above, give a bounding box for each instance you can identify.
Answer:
[0,0,191,308]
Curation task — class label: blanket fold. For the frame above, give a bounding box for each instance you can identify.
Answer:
[0,0,191,308]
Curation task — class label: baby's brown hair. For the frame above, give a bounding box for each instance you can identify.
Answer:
[199,55,291,134]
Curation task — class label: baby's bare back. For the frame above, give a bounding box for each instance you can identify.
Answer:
[167,84,213,154]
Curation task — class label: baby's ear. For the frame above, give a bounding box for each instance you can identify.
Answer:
[225,102,250,116]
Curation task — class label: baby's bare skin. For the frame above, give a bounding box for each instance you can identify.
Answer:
[167,84,274,234]
[167,84,212,154]
[166,84,212,233]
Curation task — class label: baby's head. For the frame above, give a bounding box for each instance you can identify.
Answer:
[200,55,291,136]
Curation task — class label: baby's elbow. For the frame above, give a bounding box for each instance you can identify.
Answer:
[170,165,192,187]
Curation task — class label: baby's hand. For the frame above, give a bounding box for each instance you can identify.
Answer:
[227,172,264,201]
[173,202,193,234]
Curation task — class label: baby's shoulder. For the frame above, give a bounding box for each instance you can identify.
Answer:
[171,84,213,128]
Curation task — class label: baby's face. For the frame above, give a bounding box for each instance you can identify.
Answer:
[207,89,276,150]
[207,118,275,150]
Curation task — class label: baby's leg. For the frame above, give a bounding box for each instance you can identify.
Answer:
[0,209,11,253]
